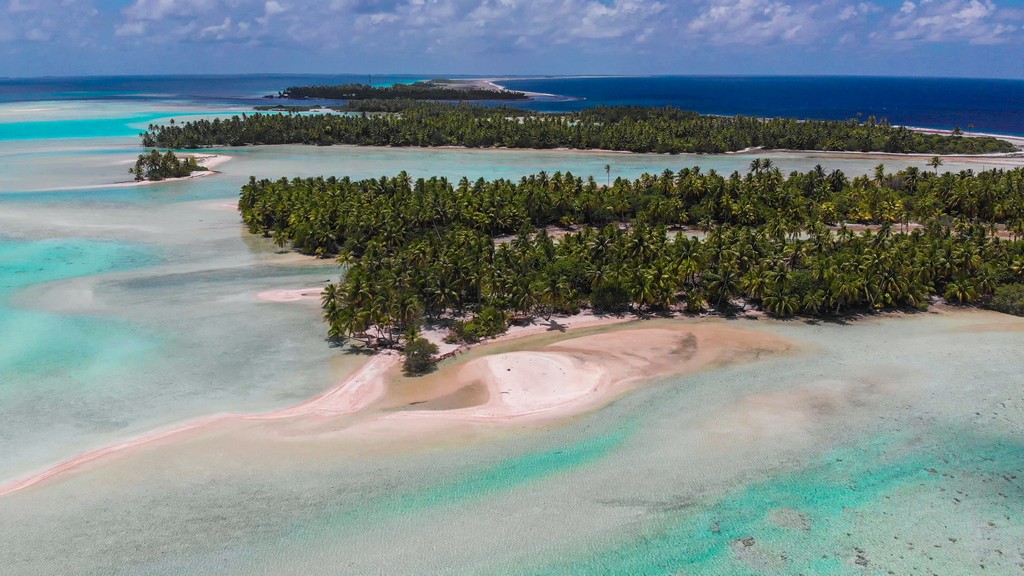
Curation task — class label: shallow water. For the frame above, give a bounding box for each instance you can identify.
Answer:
[1,98,1023,575]
[1,312,1022,576]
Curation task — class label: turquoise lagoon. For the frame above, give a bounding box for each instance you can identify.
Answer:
[0,98,1023,575]
[2,311,1022,575]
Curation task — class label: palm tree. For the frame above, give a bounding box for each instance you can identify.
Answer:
[604,164,612,186]
[705,264,740,309]
[928,156,944,174]
[943,278,977,304]
[1011,257,1024,279]
[237,165,1024,348]
[763,288,800,317]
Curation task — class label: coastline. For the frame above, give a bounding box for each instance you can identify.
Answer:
[0,308,640,496]
[240,142,1024,164]
[907,126,1024,149]
[736,147,1024,164]
[8,292,973,497]
[470,78,565,99]
[383,322,795,424]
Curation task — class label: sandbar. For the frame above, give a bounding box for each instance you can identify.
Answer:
[388,324,793,423]
[0,311,790,496]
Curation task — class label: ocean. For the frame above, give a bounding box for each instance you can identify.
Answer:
[502,75,1024,136]
[2,74,1023,136]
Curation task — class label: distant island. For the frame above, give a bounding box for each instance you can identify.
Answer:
[271,79,529,101]
[142,103,1018,155]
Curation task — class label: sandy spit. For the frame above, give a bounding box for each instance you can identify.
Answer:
[0,350,399,497]
[0,307,791,496]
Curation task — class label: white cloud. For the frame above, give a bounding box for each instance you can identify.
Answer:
[838,2,879,21]
[887,0,1019,44]
[256,1,286,25]
[1,0,1021,71]
[118,0,277,44]
[688,0,817,45]
[574,1,666,40]
[199,16,232,40]
[115,21,147,36]
[265,0,286,16]
[123,0,218,21]
[8,0,35,13]
[1,0,101,46]
[25,28,52,41]
[95,0,1024,52]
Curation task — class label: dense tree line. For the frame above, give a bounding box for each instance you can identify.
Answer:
[237,164,1024,344]
[276,81,528,101]
[142,104,1017,154]
[129,150,206,181]
[251,100,447,114]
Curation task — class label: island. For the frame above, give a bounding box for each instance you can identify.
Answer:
[129,149,208,181]
[271,79,528,101]
[142,103,1018,154]
[238,163,1024,371]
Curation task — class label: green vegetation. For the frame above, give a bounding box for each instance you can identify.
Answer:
[402,336,439,374]
[446,307,510,344]
[277,81,527,101]
[237,164,1024,345]
[328,99,444,113]
[253,104,323,112]
[987,283,1024,316]
[142,104,1017,154]
[129,149,207,182]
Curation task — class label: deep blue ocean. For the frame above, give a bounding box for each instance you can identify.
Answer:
[2,74,1022,136]
[503,76,1024,136]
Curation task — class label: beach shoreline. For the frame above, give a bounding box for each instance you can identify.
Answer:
[238,142,1024,164]
[386,323,795,424]
[0,308,637,496]
[19,281,982,497]
[0,293,807,497]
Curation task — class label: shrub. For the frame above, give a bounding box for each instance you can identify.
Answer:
[402,337,439,375]
[988,283,1024,317]
[591,283,629,313]
[449,306,509,343]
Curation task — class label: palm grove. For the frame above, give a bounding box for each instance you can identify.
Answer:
[237,163,1024,351]
[129,150,207,181]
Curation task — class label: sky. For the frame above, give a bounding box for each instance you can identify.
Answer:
[1,0,1022,78]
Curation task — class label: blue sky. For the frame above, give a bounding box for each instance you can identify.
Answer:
[2,0,1022,78]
